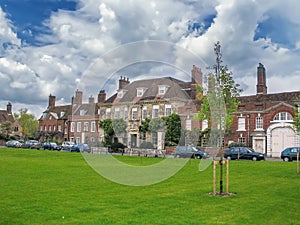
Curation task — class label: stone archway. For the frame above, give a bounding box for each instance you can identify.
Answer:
[266,123,295,157]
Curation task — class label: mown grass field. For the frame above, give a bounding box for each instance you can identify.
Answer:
[0,148,299,225]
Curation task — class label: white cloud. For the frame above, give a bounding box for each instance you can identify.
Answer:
[0,8,21,50]
[0,0,300,117]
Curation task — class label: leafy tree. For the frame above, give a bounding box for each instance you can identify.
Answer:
[17,109,38,140]
[196,42,241,194]
[163,113,181,146]
[0,121,13,141]
[112,118,127,136]
[139,118,151,134]
[99,119,114,146]
[196,42,241,144]
[149,117,165,132]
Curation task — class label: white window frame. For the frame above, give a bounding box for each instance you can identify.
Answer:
[255,116,263,130]
[142,106,147,120]
[114,107,120,119]
[58,125,62,132]
[273,112,293,122]
[106,108,111,119]
[137,88,146,97]
[77,122,81,132]
[152,105,159,118]
[124,107,128,120]
[237,117,246,131]
[91,121,96,132]
[186,119,191,131]
[158,85,169,95]
[165,104,172,116]
[84,122,89,132]
[132,107,138,120]
[71,122,75,132]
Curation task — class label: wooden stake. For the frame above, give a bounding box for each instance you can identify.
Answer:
[213,161,217,195]
[226,160,229,194]
[297,152,299,174]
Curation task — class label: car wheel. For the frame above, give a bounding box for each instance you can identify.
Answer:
[252,156,258,161]
[226,156,231,160]
[196,155,201,159]
[283,157,290,162]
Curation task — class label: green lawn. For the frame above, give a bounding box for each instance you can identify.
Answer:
[0,148,299,225]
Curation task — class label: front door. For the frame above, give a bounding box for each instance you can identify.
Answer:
[130,134,137,148]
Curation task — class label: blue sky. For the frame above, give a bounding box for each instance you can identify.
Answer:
[0,0,299,117]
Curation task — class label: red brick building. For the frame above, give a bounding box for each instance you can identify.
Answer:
[229,63,300,157]
[38,90,104,145]
[0,102,22,140]
[38,64,300,157]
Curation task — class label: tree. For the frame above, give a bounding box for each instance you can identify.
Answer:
[99,119,114,146]
[17,109,39,140]
[196,41,242,194]
[112,118,127,136]
[196,62,241,133]
[0,121,13,141]
[163,113,181,146]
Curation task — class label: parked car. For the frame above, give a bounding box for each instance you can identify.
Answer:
[175,146,209,159]
[61,141,75,151]
[78,143,91,153]
[70,144,80,152]
[281,147,300,162]
[5,140,22,148]
[41,142,61,150]
[21,140,41,149]
[224,147,264,161]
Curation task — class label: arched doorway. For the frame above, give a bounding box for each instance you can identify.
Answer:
[267,124,295,157]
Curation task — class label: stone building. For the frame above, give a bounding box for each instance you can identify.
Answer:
[98,66,203,149]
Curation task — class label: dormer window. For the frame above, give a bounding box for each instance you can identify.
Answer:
[60,112,65,118]
[137,87,147,97]
[80,109,87,116]
[158,85,169,95]
[117,90,128,99]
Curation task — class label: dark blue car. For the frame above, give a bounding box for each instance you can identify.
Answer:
[281,147,300,161]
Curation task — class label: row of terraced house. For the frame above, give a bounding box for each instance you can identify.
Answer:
[38,64,300,157]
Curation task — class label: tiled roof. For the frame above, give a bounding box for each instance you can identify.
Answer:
[113,77,192,103]
[40,105,72,120]
[0,110,15,123]
[239,91,300,104]
[72,103,98,116]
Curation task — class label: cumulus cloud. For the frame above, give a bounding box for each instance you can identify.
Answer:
[0,0,300,116]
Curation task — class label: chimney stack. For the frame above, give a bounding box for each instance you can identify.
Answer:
[98,90,106,103]
[256,63,267,95]
[191,65,202,99]
[89,95,95,104]
[7,102,12,114]
[73,89,83,104]
[48,94,56,108]
[118,76,130,90]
